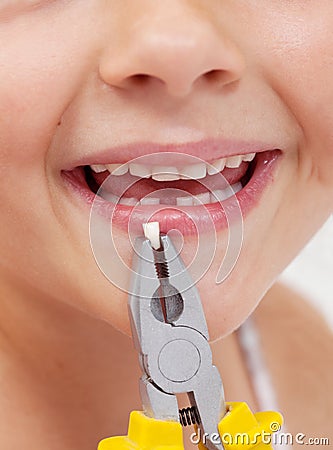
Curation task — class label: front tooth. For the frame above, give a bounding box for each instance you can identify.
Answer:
[118,197,139,206]
[193,192,211,205]
[129,163,151,178]
[90,164,108,173]
[211,189,230,202]
[140,197,160,205]
[180,163,206,180]
[231,182,243,193]
[242,152,256,162]
[211,182,243,203]
[208,158,226,175]
[151,166,180,181]
[225,155,243,168]
[106,164,121,174]
[99,191,120,203]
[107,163,129,175]
[176,196,194,206]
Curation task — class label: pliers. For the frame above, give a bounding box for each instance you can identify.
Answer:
[97,232,283,450]
[128,233,225,450]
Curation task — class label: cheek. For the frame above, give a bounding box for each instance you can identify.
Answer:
[251,6,333,187]
[0,3,99,167]
[0,51,60,167]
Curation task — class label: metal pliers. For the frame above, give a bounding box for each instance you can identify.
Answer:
[128,233,226,450]
[97,232,284,450]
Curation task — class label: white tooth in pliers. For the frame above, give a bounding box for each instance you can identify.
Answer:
[143,222,161,250]
[180,163,206,180]
[151,166,179,181]
[90,164,108,173]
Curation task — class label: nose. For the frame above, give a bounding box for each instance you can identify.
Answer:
[99,2,246,98]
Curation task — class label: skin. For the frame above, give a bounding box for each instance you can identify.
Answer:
[0,1,332,448]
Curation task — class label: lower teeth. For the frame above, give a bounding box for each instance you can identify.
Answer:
[99,182,242,206]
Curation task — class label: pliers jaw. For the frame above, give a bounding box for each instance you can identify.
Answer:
[128,233,226,450]
[129,234,209,339]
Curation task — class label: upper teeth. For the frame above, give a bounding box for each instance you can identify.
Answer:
[90,152,255,181]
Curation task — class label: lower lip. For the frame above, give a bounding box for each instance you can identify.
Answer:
[62,150,281,235]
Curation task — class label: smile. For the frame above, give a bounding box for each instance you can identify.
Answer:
[62,142,281,235]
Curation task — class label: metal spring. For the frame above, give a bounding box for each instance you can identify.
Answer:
[154,261,170,279]
[179,406,201,427]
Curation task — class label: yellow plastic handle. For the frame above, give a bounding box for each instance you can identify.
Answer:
[98,411,184,450]
[216,402,283,449]
[98,402,283,450]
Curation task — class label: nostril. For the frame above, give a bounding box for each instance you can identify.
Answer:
[115,73,154,91]
[204,69,222,81]
[132,74,151,85]
[202,68,242,91]
[126,73,166,91]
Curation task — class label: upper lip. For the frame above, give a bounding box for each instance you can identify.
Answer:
[66,138,279,170]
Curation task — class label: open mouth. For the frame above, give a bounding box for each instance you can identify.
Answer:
[62,149,281,234]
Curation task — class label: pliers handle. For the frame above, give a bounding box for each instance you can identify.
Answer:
[98,403,283,450]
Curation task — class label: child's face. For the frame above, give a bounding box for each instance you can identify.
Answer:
[1,1,332,338]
